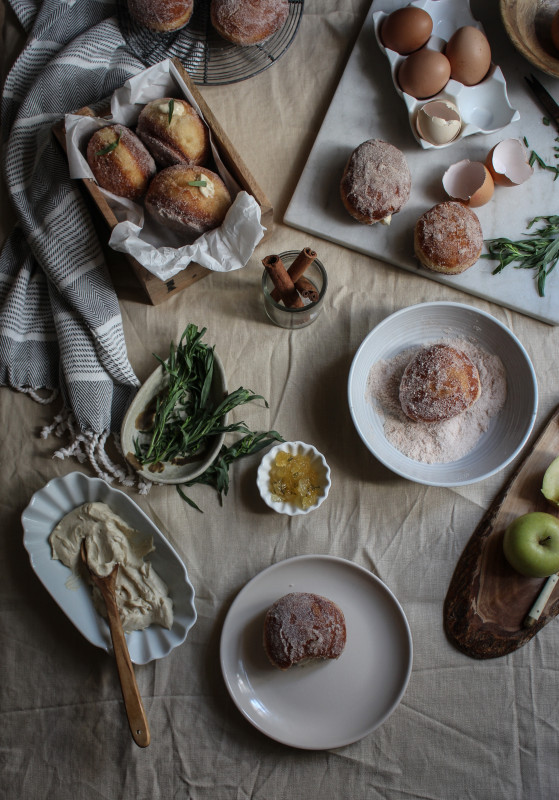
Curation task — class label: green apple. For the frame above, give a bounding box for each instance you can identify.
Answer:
[541,455,559,506]
[503,512,559,578]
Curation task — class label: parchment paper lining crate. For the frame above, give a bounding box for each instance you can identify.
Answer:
[52,58,273,305]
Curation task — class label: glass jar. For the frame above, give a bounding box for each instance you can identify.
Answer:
[261,251,328,329]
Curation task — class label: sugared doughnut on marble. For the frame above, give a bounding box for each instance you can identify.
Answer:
[340,139,411,225]
[414,201,483,275]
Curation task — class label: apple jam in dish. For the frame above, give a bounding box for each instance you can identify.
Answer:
[269,451,321,510]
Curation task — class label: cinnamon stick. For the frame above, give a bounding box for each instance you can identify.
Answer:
[295,276,319,303]
[271,247,317,302]
[262,255,303,308]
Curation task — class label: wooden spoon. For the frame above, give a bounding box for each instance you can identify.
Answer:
[80,540,151,747]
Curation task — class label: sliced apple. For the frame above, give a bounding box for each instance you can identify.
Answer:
[542,455,559,506]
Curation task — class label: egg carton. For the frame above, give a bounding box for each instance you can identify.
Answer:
[373,0,520,149]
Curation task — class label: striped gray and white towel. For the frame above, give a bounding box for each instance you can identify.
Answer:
[0,0,148,486]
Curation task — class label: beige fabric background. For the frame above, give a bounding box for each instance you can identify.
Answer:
[1,1,558,798]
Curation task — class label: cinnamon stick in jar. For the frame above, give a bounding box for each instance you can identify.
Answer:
[271,247,317,302]
[262,255,304,308]
[295,276,319,303]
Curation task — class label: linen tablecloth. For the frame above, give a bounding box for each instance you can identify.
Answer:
[1,1,558,798]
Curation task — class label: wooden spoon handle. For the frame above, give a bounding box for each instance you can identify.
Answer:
[102,587,151,748]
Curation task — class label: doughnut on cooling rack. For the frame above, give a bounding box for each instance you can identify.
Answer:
[117,0,304,85]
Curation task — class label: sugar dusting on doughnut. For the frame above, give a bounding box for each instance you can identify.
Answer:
[340,139,411,225]
[127,0,194,32]
[263,592,346,670]
[86,124,156,200]
[210,0,289,46]
[137,97,210,168]
[145,164,232,236]
[367,339,507,464]
[414,201,483,274]
[399,343,481,423]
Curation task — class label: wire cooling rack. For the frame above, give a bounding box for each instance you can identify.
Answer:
[118,0,304,85]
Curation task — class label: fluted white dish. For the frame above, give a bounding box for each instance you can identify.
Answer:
[21,471,197,664]
[348,302,538,487]
[256,441,331,515]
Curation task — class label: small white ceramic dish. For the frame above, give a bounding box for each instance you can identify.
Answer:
[220,555,413,749]
[373,0,520,149]
[21,471,197,664]
[121,352,227,485]
[348,302,538,487]
[256,441,331,515]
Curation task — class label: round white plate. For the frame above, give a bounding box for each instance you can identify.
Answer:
[220,555,413,749]
[21,471,197,664]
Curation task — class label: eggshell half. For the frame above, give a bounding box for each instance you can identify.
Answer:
[416,100,462,146]
[486,138,534,186]
[443,160,494,207]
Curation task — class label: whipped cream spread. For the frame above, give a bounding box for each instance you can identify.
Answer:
[157,100,186,117]
[195,173,215,199]
[49,502,173,633]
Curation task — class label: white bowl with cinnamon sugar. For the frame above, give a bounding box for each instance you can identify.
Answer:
[348,302,538,487]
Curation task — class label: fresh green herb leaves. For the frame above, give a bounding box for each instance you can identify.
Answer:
[483,216,559,297]
[177,431,284,511]
[523,135,559,181]
[134,324,284,510]
[168,98,175,125]
[95,132,121,157]
[187,180,208,187]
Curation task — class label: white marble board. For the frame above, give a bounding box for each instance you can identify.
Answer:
[284,0,559,325]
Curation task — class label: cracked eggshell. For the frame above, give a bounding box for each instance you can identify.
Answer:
[486,138,534,187]
[442,159,494,207]
[416,100,462,146]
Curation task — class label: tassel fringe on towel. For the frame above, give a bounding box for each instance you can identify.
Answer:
[40,405,152,495]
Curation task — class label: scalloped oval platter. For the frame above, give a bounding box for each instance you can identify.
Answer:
[21,471,197,664]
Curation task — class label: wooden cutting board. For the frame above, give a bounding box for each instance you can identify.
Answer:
[444,406,559,659]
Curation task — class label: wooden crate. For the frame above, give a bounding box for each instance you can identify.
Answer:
[52,58,273,305]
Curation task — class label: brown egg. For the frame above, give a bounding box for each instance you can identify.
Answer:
[445,26,491,86]
[381,7,433,54]
[398,48,451,99]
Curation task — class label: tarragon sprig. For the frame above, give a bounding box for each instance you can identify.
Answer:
[133,324,283,509]
[483,215,559,297]
[177,431,284,512]
[95,132,121,157]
